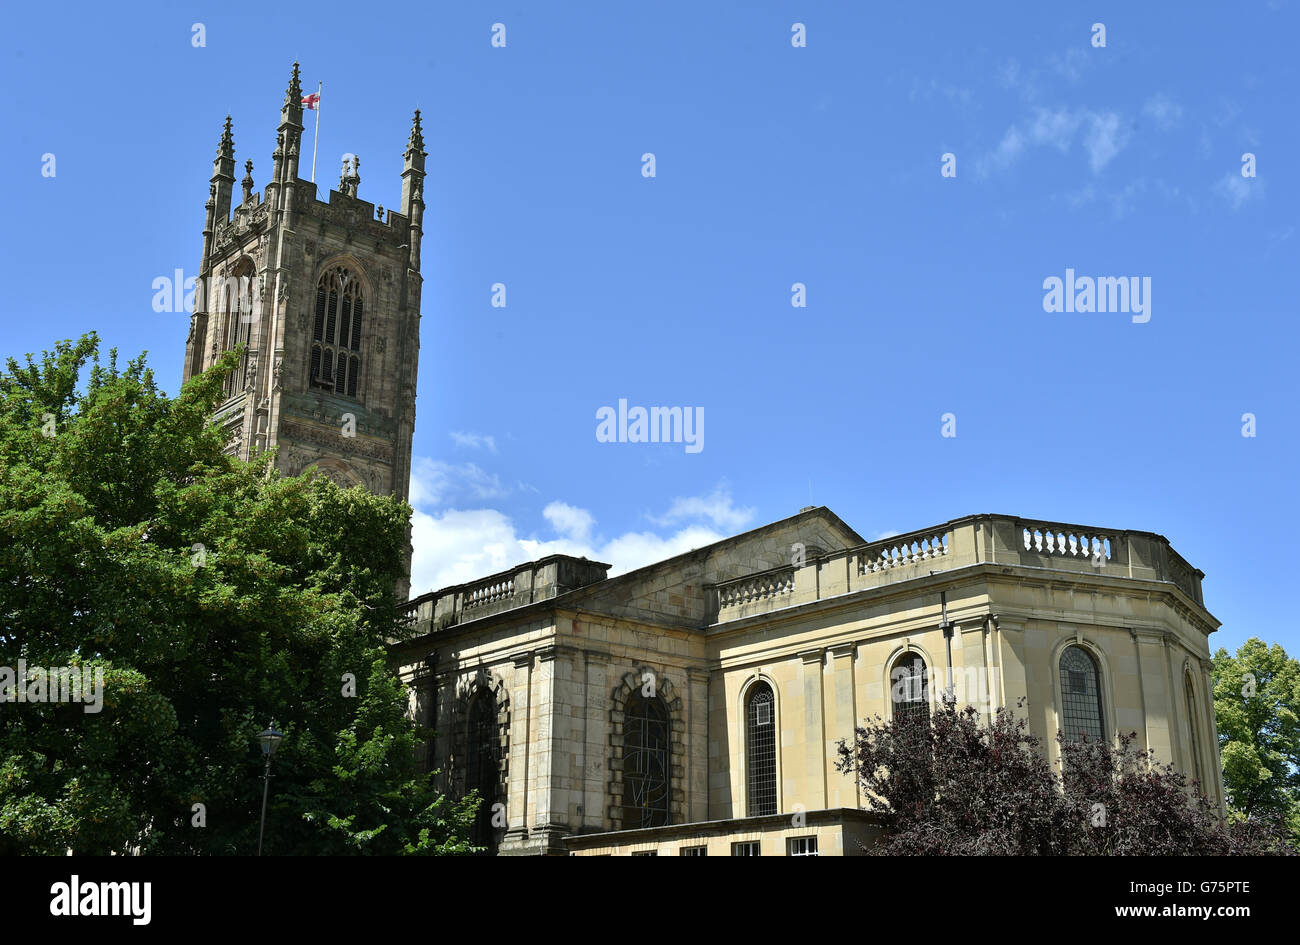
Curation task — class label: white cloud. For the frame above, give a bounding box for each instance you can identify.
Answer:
[406,465,749,598]
[409,505,728,597]
[979,108,1127,177]
[1082,111,1127,172]
[1214,172,1258,210]
[1142,93,1183,130]
[1048,48,1089,83]
[646,482,755,531]
[449,431,497,452]
[1028,108,1083,152]
[543,501,595,542]
[407,457,510,507]
[410,507,526,591]
[980,125,1026,175]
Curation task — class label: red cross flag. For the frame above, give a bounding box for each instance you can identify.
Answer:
[302,92,321,110]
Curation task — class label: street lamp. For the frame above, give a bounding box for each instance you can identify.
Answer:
[257,725,283,856]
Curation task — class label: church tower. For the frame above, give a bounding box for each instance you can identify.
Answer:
[184,63,425,597]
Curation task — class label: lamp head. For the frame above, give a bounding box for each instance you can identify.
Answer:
[258,726,283,757]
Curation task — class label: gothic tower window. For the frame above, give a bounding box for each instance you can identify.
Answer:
[465,689,500,854]
[310,266,364,397]
[221,259,255,398]
[890,653,930,727]
[745,681,777,817]
[622,692,670,828]
[1059,645,1105,743]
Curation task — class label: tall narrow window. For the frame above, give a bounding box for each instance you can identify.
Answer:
[1059,646,1104,743]
[466,690,500,854]
[745,682,777,816]
[891,653,930,727]
[310,266,364,397]
[221,260,254,398]
[1185,673,1203,786]
[622,693,670,828]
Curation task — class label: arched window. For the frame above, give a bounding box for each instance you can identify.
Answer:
[310,266,364,397]
[466,690,500,853]
[745,682,777,816]
[622,692,670,828]
[1185,672,1203,786]
[221,260,255,398]
[890,653,929,727]
[1059,645,1104,743]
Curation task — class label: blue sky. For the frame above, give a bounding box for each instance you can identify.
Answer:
[1,2,1295,656]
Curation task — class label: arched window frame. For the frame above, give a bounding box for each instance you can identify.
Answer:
[885,647,933,727]
[450,675,510,855]
[608,668,683,831]
[1057,644,1106,744]
[220,258,255,399]
[739,676,780,818]
[309,262,366,399]
[620,691,671,829]
[1049,637,1116,771]
[465,687,501,849]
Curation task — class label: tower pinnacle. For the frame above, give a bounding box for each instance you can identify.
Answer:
[284,62,302,107]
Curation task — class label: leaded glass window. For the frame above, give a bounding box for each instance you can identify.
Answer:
[891,653,930,727]
[466,690,500,852]
[310,266,363,397]
[622,693,670,828]
[746,682,777,816]
[221,260,255,398]
[1060,646,1104,743]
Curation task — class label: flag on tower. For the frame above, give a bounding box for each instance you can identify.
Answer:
[302,91,321,110]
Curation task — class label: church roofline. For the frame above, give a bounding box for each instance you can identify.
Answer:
[407,553,613,609]
[397,508,1212,640]
[405,504,863,606]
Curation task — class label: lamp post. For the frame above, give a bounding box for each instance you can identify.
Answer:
[256,725,283,856]
[940,590,957,707]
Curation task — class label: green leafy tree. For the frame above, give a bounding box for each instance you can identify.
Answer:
[1212,638,1300,842]
[0,335,478,854]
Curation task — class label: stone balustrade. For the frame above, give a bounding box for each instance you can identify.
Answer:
[716,566,796,610]
[465,578,514,609]
[709,513,1204,624]
[1020,521,1112,564]
[401,554,611,635]
[858,530,949,574]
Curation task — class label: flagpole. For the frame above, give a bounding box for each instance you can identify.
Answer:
[310,82,322,183]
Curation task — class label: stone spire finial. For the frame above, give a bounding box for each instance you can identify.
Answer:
[241,160,254,203]
[284,61,302,106]
[407,109,426,155]
[218,115,234,159]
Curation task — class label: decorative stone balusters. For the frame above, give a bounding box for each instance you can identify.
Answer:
[717,567,796,612]
[465,577,515,609]
[1021,523,1112,564]
[859,532,948,575]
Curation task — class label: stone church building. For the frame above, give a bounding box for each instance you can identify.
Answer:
[193,67,1227,856]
